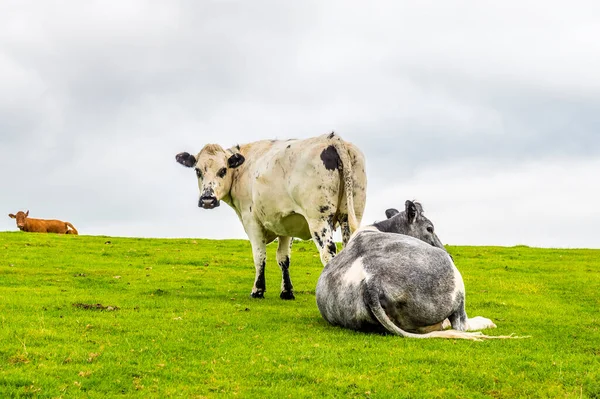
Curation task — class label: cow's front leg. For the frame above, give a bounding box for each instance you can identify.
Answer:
[465,316,497,331]
[309,217,337,266]
[277,236,294,300]
[249,236,267,299]
[448,302,497,331]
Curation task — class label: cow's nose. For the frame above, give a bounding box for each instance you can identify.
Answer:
[199,196,219,209]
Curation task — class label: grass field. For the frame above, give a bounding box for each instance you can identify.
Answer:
[0,231,599,398]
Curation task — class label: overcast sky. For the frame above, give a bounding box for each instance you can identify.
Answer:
[1,1,599,248]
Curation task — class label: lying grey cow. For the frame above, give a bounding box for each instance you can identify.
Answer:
[316,200,517,340]
[176,132,366,300]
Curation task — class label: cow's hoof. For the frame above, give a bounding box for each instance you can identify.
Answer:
[280,291,295,300]
[250,291,264,299]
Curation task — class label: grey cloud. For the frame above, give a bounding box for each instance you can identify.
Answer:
[1,1,599,247]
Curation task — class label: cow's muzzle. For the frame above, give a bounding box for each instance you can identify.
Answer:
[199,196,220,209]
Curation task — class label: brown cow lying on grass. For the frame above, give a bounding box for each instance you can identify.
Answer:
[8,210,78,235]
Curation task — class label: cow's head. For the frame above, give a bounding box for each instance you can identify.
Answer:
[8,210,29,230]
[175,144,245,209]
[383,200,446,251]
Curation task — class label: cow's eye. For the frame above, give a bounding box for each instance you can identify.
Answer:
[195,169,203,179]
[427,226,434,233]
[217,167,227,178]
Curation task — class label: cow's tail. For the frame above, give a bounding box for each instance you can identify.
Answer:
[66,222,78,235]
[364,280,521,340]
[328,133,359,232]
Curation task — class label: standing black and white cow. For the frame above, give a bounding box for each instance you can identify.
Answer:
[316,200,519,340]
[176,132,367,300]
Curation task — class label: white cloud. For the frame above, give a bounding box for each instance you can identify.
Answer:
[1,1,599,248]
[368,156,600,248]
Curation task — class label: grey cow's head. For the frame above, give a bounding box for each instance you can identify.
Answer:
[377,200,446,251]
[175,144,245,209]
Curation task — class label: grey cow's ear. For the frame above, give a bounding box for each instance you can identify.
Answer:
[175,152,197,168]
[227,153,245,168]
[385,208,399,219]
[405,200,418,223]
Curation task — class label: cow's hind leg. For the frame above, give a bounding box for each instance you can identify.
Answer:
[277,236,295,300]
[309,217,337,266]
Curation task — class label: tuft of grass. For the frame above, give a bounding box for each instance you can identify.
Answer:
[0,231,599,398]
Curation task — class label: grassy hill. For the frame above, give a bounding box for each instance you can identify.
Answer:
[1,231,598,398]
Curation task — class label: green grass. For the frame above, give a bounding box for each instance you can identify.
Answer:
[0,232,599,398]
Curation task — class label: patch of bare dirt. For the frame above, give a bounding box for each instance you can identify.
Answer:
[72,303,119,311]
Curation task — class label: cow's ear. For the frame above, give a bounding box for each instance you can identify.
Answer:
[385,208,399,219]
[25,210,29,217]
[175,152,197,168]
[405,200,418,223]
[227,153,245,168]
[8,214,16,219]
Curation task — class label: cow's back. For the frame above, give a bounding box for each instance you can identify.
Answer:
[232,136,366,240]
[25,218,69,234]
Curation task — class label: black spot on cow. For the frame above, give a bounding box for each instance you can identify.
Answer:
[320,145,341,171]
[278,256,294,299]
[326,214,335,228]
[319,205,330,213]
[328,131,335,139]
[251,259,267,298]
[286,144,291,149]
[314,233,323,247]
[249,206,252,212]
[255,270,266,290]
[327,241,337,256]
[321,227,328,237]
[279,256,290,269]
